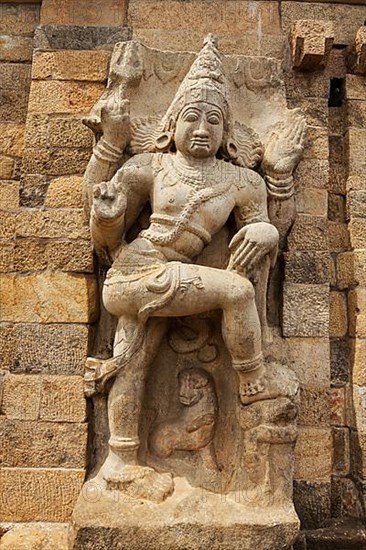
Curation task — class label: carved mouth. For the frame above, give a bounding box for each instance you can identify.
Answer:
[190,140,210,149]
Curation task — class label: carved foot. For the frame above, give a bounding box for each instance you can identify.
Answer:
[239,365,280,406]
[107,465,174,503]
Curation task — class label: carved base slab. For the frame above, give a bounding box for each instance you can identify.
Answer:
[69,478,299,550]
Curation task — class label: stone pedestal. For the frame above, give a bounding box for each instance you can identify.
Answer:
[69,477,299,550]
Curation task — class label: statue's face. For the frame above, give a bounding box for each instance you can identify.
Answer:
[174,102,224,159]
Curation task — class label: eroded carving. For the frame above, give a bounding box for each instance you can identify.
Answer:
[75,34,306,549]
[290,20,334,71]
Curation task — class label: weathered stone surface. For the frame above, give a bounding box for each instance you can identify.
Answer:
[0,272,98,323]
[347,191,366,220]
[287,98,328,128]
[293,480,331,530]
[0,323,89,376]
[329,291,348,338]
[288,215,328,251]
[284,251,330,284]
[346,128,366,163]
[32,50,110,82]
[328,161,347,195]
[296,188,328,217]
[328,193,346,223]
[34,24,131,51]
[0,35,33,63]
[1,374,86,423]
[346,74,366,101]
[0,418,87,468]
[285,70,329,100]
[46,148,91,176]
[0,123,25,158]
[0,239,94,273]
[48,119,94,149]
[331,479,364,522]
[294,160,329,190]
[305,518,366,550]
[303,126,328,160]
[347,100,366,129]
[0,64,31,123]
[2,209,89,239]
[328,221,350,253]
[41,0,127,27]
[295,428,332,481]
[290,20,334,71]
[332,427,350,476]
[0,468,85,522]
[331,387,346,427]
[0,523,68,550]
[330,338,350,385]
[0,4,40,35]
[0,182,19,209]
[28,81,104,115]
[349,218,366,249]
[23,114,49,149]
[353,339,366,386]
[19,175,49,208]
[45,176,84,208]
[298,386,331,427]
[0,156,15,180]
[352,26,366,76]
[283,283,329,337]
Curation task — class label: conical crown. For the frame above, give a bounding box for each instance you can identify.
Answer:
[161,34,230,129]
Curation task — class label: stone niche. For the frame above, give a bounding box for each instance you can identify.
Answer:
[69,37,304,550]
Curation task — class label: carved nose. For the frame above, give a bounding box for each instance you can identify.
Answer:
[193,120,210,137]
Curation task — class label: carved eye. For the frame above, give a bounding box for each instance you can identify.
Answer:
[184,112,199,122]
[207,114,220,125]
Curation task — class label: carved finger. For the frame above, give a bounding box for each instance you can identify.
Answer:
[295,119,307,146]
[232,240,253,264]
[244,248,263,271]
[229,227,248,250]
[233,241,256,267]
[93,184,102,199]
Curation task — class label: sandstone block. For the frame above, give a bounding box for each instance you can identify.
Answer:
[303,126,329,160]
[288,215,328,251]
[46,240,94,272]
[32,50,110,81]
[0,182,19,209]
[0,156,14,180]
[332,427,350,476]
[24,114,49,149]
[285,71,329,100]
[295,427,332,481]
[0,272,98,323]
[328,221,350,253]
[329,291,348,338]
[347,100,366,129]
[293,159,328,190]
[41,0,127,27]
[0,418,87,468]
[20,175,49,208]
[328,161,347,195]
[331,387,346,426]
[298,386,331,427]
[347,191,366,220]
[28,81,104,115]
[346,167,366,191]
[21,146,50,174]
[0,35,33,62]
[1,374,41,420]
[293,480,330,530]
[34,24,131,51]
[287,98,328,128]
[45,175,84,208]
[348,289,366,338]
[0,211,16,238]
[0,524,68,550]
[48,118,94,149]
[267,334,330,386]
[0,4,40,35]
[0,468,85,522]
[352,339,366,386]
[14,209,89,240]
[346,74,366,101]
[284,251,330,285]
[0,123,25,158]
[2,374,86,423]
[330,338,350,385]
[336,252,354,290]
[296,188,328,217]
[349,218,366,249]
[1,323,89,376]
[328,194,346,223]
[346,129,366,163]
[46,148,91,176]
[0,64,31,123]
[129,1,281,35]
[290,20,334,71]
[283,283,329,337]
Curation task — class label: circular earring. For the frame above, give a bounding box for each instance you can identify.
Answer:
[154,131,173,152]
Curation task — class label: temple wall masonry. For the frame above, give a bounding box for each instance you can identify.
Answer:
[0,1,365,548]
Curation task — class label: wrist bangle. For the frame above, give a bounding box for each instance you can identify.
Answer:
[94,139,123,163]
[265,174,293,187]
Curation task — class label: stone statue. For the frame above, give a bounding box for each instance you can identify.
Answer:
[73,35,306,549]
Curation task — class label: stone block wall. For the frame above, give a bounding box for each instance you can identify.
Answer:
[0,0,365,543]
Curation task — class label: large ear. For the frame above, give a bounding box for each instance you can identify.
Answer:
[221,122,263,169]
[126,114,163,155]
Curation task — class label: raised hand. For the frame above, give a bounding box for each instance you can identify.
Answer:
[262,109,307,179]
[100,87,131,150]
[92,180,127,220]
[228,222,279,273]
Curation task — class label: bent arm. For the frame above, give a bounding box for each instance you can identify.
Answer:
[90,154,153,263]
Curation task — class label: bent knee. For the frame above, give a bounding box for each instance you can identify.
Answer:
[226,274,255,303]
